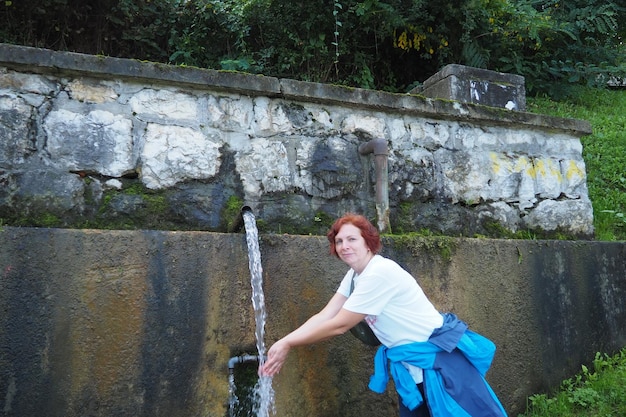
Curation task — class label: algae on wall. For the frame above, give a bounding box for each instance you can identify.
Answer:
[1,227,626,416]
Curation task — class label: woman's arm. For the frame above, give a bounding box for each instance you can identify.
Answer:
[260,293,365,376]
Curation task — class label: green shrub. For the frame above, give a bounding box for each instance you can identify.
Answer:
[519,349,626,416]
[2,0,624,94]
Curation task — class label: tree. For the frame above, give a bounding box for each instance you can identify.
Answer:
[1,0,624,96]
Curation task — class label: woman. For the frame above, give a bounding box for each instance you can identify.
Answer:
[260,213,507,417]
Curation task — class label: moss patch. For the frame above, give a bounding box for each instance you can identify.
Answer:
[387,233,458,262]
[222,195,245,232]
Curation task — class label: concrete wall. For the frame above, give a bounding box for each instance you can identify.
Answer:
[1,226,625,417]
[1,43,619,417]
[0,43,593,237]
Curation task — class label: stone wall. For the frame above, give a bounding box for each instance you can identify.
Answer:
[1,227,625,417]
[0,43,593,237]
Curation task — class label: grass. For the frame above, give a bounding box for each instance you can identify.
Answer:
[518,348,626,416]
[527,87,626,241]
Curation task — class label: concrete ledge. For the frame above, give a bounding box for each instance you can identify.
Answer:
[279,75,590,136]
[0,43,283,96]
[0,43,592,136]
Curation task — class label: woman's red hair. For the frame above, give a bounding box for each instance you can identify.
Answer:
[326,213,382,258]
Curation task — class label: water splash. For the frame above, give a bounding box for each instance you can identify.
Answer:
[242,209,275,416]
[228,372,239,416]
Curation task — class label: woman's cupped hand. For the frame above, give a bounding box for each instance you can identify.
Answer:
[259,339,291,377]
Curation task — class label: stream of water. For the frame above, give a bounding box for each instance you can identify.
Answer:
[243,209,275,416]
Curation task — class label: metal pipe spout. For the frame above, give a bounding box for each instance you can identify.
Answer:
[228,354,263,372]
[358,138,389,156]
[227,205,254,233]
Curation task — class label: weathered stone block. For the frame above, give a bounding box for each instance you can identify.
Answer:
[0,95,33,166]
[140,124,222,189]
[44,109,134,177]
[412,64,526,111]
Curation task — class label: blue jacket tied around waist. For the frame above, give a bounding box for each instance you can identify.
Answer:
[368,313,508,417]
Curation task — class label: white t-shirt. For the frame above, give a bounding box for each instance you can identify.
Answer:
[337,254,443,383]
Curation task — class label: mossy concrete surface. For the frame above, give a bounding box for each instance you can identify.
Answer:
[0,227,624,416]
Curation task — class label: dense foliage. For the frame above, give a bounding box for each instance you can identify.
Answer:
[1,0,624,94]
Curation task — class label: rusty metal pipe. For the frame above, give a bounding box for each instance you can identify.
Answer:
[358,139,390,233]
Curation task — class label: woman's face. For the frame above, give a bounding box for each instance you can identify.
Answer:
[334,223,372,273]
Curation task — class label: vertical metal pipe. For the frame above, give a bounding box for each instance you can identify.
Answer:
[358,139,390,233]
[374,153,390,233]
